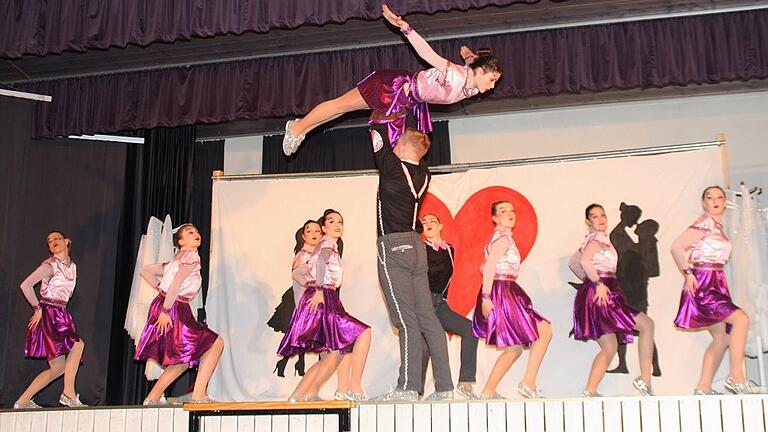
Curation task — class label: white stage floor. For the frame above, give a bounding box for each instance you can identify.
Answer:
[2,394,767,432]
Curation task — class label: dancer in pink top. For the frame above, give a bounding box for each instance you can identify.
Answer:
[282,4,502,155]
[671,186,753,395]
[135,224,225,404]
[14,231,87,409]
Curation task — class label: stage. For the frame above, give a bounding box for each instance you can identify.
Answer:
[2,395,767,432]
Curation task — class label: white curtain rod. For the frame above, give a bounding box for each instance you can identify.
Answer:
[212,140,724,181]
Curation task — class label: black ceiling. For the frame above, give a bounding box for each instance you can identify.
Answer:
[3,0,768,137]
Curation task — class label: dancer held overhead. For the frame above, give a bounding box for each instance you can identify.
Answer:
[15,231,87,409]
[472,202,552,399]
[671,186,754,395]
[282,4,502,156]
[569,204,655,397]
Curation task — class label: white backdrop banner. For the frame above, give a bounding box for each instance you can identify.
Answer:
[207,147,723,400]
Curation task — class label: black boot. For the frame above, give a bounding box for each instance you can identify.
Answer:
[273,356,289,378]
[295,354,306,377]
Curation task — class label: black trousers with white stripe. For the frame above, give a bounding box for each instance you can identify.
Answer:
[376,231,454,392]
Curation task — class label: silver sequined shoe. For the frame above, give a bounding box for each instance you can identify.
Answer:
[694,388,722,395]
[456,384,479,400]
[334,391,349,401]
[371,387,419,402]
[478,392,505,400]
[517,382,543,399]
[282,119,306,156]
[13,399,42,409]
[346,391,369,402]
[188,395,216,404]
[423,390,453,401]
[60,393,87,408]
[582,390,602,398]
[724,377,757,395]
[632,376,653,396]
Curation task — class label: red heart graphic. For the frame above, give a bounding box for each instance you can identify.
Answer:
[419,186,538,317]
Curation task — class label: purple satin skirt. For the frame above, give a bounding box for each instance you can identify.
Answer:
[472,278,550,348]
[674,266,740,332]
[357,69,432,144]
[24,300,81,360]
[277,285,369,357]
[134,294,219,368]
[572,276,639,343]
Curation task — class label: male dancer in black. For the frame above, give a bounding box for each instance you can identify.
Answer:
[370,120,454,401]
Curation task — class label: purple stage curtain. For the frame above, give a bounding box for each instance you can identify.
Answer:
[20,9,768,139]
[0,0,543,58]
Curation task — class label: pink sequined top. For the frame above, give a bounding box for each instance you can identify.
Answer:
[29,257,77,303]
[688,215,731,264]
[158,249,202,300]
[306,237,342,288]
[407,30,479,105]
[580,231,618,273]
[482,230,521,279]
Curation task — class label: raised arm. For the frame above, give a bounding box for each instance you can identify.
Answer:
[382,4,447,69]
[140,263,164,288]
[670,228,704,273]
[19,265,53,308]
[578,241,602,283]
[568,250,587,280]
[161,264,195,310]
[481,239,508,296]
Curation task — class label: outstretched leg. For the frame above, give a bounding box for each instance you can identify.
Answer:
[633,312,655,385]
[146,364,189,401]
[724,310,750,383]
[291,89,369,137]
[16,355,66,404]
[481,346,523,396]
[349,328,371,394]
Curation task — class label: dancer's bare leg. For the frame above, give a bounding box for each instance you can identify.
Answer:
[521,322,552,389]
[290,351,342,400]
[696,323,729,391]
[724,310,750,382]
[633,313,655,385]
[336,355,351,393]
[146,364,189,401]
[481,346,522,396]
[292,89,369,137]
[62,340,85,398]
[16,356,65,403]
[192,337,225,400]
[585,334,618,393]
[349,328,371,393]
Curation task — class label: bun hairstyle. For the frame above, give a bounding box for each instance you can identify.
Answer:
[294,219,321,254]
[469,48,503,75]
[317,209,344,257]
[584,203,604,220]
[491,200,511,216]
[173,223,196,248]
[701,185,726,200]
[47,231,72,253]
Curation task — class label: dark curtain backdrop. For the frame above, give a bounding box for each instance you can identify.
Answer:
[262,121,451,173]
[0,130,128,407]
[106,127,224,405]
[0,97,36,403]
[0,0,544,58]
[0,100,224,407]
[20,9,768,138]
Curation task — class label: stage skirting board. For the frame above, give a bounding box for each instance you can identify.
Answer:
[207,146,729,400]
[2,395,768,432]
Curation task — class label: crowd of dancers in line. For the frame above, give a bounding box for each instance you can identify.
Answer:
[10,4,758,409]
